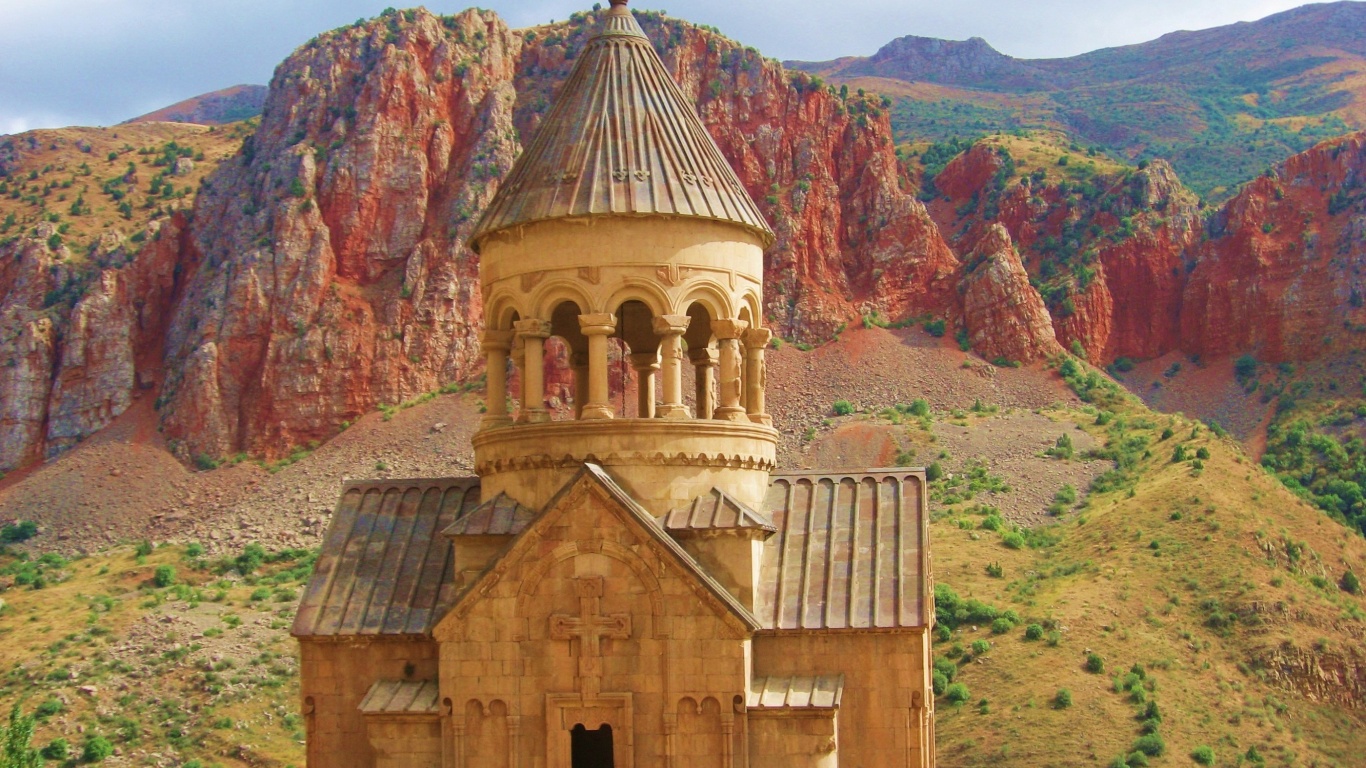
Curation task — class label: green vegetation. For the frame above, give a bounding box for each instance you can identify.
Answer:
[832,399,855,416]
[1262,401,1366,536]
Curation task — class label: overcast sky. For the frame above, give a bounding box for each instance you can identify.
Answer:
[0,0,1321,133]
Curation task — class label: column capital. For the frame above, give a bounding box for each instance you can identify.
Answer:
[711,319,749,340]
[629,351,661,371]
[650,314,691,336]
[512,318,552,339]
[743,327,772,348]
[689,348,719,366]
[481,329,515,351]
[578,313,618,336]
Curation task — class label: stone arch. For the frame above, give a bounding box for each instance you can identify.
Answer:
[486,291,525,330]
[676,696,724,768]
[464,699,510,768]
[607,278,671,319]
[678,280,734,321]
[531,279,596,321]
[738,290,762,327]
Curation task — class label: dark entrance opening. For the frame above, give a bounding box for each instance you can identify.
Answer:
[571,723,614,768]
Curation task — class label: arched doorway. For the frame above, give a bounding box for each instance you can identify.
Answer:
[570,723,614,768]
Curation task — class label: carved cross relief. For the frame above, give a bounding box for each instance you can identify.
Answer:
[549,577,631,697]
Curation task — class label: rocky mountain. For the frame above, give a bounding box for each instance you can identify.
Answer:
[921,130,1366,367]
[790,1,1366,197]
[7,6,1366,472]
[124,85,268,126]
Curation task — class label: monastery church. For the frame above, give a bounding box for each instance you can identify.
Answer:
[294,1,936,765]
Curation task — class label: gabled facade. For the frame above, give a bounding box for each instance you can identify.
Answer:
[296,2,935,766]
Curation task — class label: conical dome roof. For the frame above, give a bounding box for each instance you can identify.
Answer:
[469,0,774,252]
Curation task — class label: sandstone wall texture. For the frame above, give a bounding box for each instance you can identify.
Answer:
[6,8,1366,469]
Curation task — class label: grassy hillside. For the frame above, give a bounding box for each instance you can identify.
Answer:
[1,353,1362,766]
[0,122,250,260]
[923,365,1366,767]
[0,542,307,767]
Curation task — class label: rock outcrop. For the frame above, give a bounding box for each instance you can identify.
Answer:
[961,225,1063,363]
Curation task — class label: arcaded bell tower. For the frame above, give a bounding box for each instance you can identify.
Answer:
[468,0,778,518]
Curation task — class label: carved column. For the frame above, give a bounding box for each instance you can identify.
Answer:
[711,319,749,422]
[629,351,660,419]
[743,327,772,426]
[578,313,617,420]
[571,351,589,420]
[653,315,692,419]
[480,329,514,429]
[514,319,552,423]
[689,347,718,420]
[443,698,460,768]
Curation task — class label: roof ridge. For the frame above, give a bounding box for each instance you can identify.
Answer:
[469,4,773,251]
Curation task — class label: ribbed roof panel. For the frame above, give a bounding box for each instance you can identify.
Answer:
[469,5,773,250]
[755,471,929,631]
[292,478,481,638]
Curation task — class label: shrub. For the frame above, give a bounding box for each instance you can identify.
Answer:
[1127,752,1150,767]
[82,735,114,762]
[1132,733,1165,757]
[909,398,931,417]
[1054,484,1078,505]
[134,540,153,557]
[832,400,854,416]
[1001,531,1025,549]
[0,520,38,543]
[1053,688,1072,708]
[970,639,990,655]
[41,738,69,760]
[990,617,1014,635]
[235,542,267,575]
[944,682,970,704]
[923,318,947,337]
[33,698,63,719]
[931,671,948,695]
[1190,746,1215,765]
[185,542,205,558]
[1085,653,1105,673]
[152,565,176,588]
[1047,433,1074,459]
[1024,623,1044,641]
[926,462,944,482]
[1343,570,1362,596]
[1107,758,1129,768]
[1195,447,1210,460]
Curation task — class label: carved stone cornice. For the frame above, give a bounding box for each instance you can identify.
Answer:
[474,451,777,476]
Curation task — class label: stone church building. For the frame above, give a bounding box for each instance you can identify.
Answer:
[294,1,936,765]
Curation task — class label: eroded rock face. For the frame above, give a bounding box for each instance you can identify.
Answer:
[962,225,1063,363]
[1183,134,1366,361]
[159,9,514,459]
[158,9,962,459]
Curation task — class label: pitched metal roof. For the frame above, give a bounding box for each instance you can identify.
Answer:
[358,679,441,715]
[292,478,481,638]
[660,487,778,535]
[747,675,845,710]
[755,470,929,631]
[442,492,535,537]
[468,2,774,252]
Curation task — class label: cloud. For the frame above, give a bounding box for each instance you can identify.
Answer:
[0,0,1316,132]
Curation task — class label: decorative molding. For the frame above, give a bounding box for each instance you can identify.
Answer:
[475,451,776,475]
[520,271,546,292]
[577,266,602,285]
